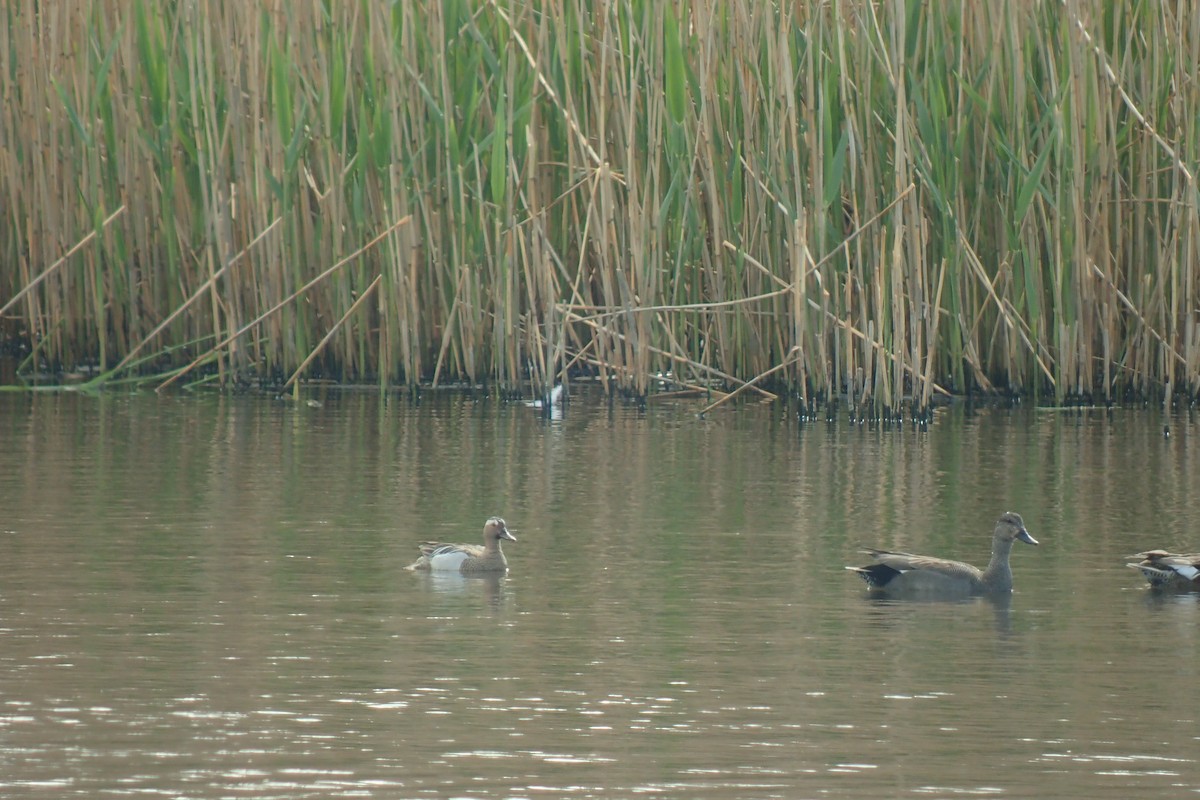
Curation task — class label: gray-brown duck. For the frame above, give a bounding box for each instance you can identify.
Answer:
[847,512,1038,597]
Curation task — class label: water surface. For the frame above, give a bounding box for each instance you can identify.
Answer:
[1,390,1198,798]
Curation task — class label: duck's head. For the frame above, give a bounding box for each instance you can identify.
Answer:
[484,516,517,542]
[996,511,1038,546]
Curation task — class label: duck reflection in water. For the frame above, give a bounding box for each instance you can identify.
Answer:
[861,590,1016,635]
[416,570,508,610]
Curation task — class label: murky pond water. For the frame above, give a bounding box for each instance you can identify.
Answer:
[1,388,1198,798]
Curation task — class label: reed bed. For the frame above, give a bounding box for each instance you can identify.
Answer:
[2,1,1198,413]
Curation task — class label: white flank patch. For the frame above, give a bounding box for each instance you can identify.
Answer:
[1173,565,1199,581]
[428,549,470,571]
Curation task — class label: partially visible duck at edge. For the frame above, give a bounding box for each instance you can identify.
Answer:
[847,511,1039,598]
[406,517,516,574]
[1127,550,1200,590]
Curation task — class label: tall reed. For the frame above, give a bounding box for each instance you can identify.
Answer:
[1,1,1197,411]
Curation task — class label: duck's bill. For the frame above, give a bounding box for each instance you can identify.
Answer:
[500,529,518,542]
[1017,529,1038,546]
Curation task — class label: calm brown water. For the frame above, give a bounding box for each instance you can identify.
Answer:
[1,389,1198,798]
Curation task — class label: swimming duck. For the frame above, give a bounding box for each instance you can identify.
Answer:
[847,512,1038,597]
[406,517,516,573]
[1127,550,1200,590]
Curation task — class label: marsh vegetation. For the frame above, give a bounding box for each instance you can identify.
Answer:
[2,2,1198,415]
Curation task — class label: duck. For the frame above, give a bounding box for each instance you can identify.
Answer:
[847,511,1039,597]
[406,517,516,573]
[524,383,564,410]
[1126,550,1200,590]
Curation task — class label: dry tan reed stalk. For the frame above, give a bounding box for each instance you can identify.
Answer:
[561,308,777,400]
[566,347,730,402]
[110,217,283,377]
[0,206,126,318]
[1064,3,1195,190]
[558,290,794,318]
[956,230,1056,386]
[157,215,411,391]
[283,273,383,391]
[486,0,600,168]
[697,348,802,415]
[816,300,953,399]
[431,265,469,388]
[921,259,950,411]
[1090,262,1187,367]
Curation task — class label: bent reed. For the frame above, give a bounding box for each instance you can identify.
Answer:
[2,2,1198,413]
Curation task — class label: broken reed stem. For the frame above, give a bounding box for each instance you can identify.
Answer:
[698,347,802,415]
[157,215,411,392]
[486,0,601,168]
[111,216,283,377]
[1090,262,1186,366]
[921,259,949,412]
[566,348,729,401]
[431,264,470,388]
[283,273,383,391]
[956,228,1056,387]
[815,300,953,398]
[558,287,793,319]
[0,206,126,318]
[1063,1,1195,188]
[561,307,777,400]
